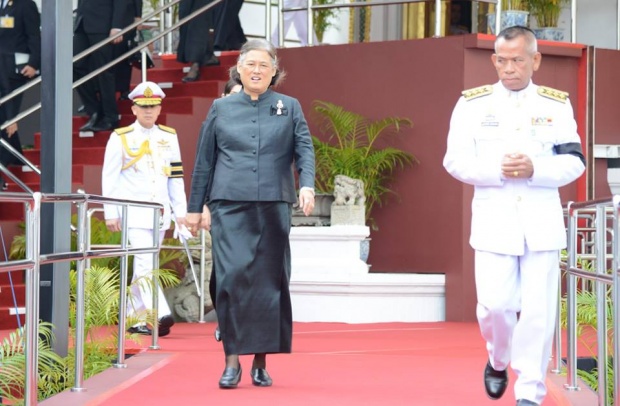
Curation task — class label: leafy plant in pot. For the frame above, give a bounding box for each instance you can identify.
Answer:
[527,0,570,41]
[311,100,417,229]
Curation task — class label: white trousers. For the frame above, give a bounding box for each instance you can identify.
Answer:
[127,228,171,320]
[475,247,560,405]
[271,0,318,46]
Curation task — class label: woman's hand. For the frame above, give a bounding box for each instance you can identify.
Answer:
[186,212,202,234]
[298,189,315,216]
[201,205,212,231]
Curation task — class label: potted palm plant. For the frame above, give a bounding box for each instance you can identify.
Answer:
[313,0,338,44]
[527,0,570,41]
[311,100,417,229]
[487,0,530,35]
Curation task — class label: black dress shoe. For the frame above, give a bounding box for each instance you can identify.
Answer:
[90,118,118,133]
[219,365,242,389]
[250,368,272,387]
[158,315,175,337]
[127,325,152,335]
[205,55,220,66]
[79,112,99,132]
[214,326,221,342]
[516,400,539,406]
[182,62,200,83]
[484,361,508,400]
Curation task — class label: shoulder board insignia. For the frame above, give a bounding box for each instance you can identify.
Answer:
[158,124,176,134]
[538,86,568,103]
[462,85,493,101]
[114,126,133,135]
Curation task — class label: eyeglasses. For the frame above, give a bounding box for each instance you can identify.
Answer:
[240,61,273,72]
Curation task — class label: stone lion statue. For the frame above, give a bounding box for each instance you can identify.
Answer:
[333,175,365,206]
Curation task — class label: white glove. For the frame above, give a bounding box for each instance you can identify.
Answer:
[173,224,193,242]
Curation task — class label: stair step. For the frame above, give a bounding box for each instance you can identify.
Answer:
[145,65,229,83]
[0,283,25,307]
[3,164,84,184]
[118,96,198,115]
[158,51,239,70]
[0,306,26,331]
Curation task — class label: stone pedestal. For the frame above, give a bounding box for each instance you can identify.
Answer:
[289,226,445,323]
[330,205,365,226]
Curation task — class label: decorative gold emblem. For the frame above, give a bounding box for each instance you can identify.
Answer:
[144,86,154,98]
[462,85,493,101]
[537,86,568,103]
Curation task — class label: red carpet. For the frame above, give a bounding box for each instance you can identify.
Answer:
[23,322,595,406]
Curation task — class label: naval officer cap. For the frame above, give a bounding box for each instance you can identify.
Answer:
[128,81,166,106]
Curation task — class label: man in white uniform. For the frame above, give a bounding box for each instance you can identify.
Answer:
[101,81,188,337]
[443,26,585,406]
[271,0,318,47]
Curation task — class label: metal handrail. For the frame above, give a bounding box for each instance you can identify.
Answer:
[0,0,223,189]
[560,196,620,406]
[275,0,500,47]
[0,191,169,405]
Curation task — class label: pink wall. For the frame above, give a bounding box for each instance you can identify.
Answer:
[277,35,586,321]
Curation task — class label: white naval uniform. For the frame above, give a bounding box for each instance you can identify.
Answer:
[443,81,585,404]
[102,121,187,320]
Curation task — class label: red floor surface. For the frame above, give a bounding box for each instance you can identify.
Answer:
[1,322,598,405]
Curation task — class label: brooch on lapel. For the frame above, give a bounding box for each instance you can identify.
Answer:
[270,100,288,116]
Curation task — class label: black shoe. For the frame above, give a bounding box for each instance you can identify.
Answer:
[158,315,175,337]
[484,361,508,400]
[118,91,130,101]
[182,63,200,83]
[127,325,152,335]
[219,365,242,389]
[90,118,118,133]
[214,326,221,342]
[79,112,99,132]
[250,368,272,387]
[1,182,7,191]
[516,400,538,406]
[77,105,86,114]
[205,55,220,66]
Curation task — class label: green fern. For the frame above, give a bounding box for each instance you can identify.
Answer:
[312,100,417,227]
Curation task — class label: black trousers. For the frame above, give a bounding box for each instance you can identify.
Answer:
[73,24,119,122]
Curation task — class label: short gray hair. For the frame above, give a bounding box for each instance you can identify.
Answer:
[495,26,538,54]
[237,39,286,87]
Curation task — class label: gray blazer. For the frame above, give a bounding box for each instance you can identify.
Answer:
[188,89,315,212]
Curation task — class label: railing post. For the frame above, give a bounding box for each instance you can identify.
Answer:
[565,201,579,390]
[278,0,284,47]
[114,205,130,368]
[265,0,272,46]
[595,204,608,405]
[307,0,313,46]
[71,200,88,392]
[199,229,206,323]
[24,192,41,406]
[495,0,502,36]
[150,209,161,350]
[612,195,620,406]
[434,0,441,37]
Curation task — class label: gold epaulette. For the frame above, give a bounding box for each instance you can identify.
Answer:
[114,126,134,135]
[537,86,568,103]
[462,85,493,101]
[158,124,176,134]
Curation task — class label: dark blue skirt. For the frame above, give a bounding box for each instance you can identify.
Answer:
[209,200,293,355]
